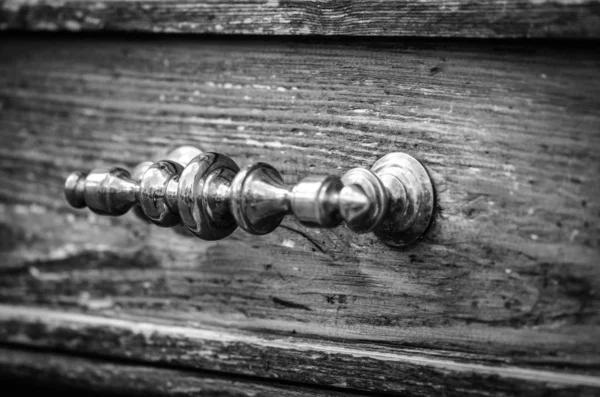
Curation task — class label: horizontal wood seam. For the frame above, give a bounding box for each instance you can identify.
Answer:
[2,305,599,388]
[0,344,391,397]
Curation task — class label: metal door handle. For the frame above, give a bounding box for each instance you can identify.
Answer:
[64,147,434,247]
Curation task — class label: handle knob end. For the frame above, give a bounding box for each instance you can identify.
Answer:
[64,171,88,209]
[64,168,138,216]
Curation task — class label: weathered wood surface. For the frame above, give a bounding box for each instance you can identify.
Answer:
[0,35,599,394]
[1,0,600,38]
[0,346,355,396]
[1,306,600,396]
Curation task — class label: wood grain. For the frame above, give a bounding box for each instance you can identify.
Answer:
[0,346,355,396]
[0,34,599,394]
[1,0,600,38]
[1,306,600,396]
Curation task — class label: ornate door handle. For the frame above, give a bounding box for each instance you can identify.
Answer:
[64,147,434,247]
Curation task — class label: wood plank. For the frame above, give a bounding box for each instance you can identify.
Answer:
[0,34,599,394]
[1,0,600,38]
[1,305,599,396]
[0,346,355,396]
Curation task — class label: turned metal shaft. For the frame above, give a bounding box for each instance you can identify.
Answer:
[64,148,434,247]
